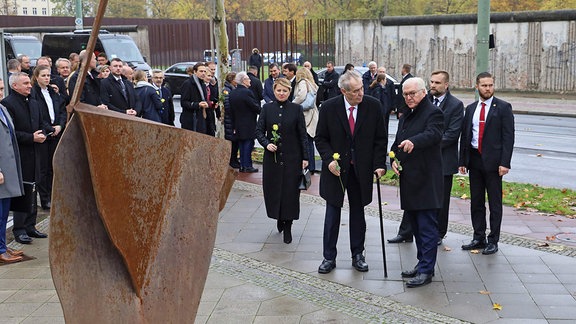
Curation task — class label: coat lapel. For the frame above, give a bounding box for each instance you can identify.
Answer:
[336,97,352,137]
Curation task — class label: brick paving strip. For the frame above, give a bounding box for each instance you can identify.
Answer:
[234,181,576,258]
[211,247,467,324]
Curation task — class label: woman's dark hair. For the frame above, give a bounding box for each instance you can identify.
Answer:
[344,63,354,72]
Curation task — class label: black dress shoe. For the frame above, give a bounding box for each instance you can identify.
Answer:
[406,273,433,288]
[318,259,336,274]
[482,243,499,255]
[352,254,369,272]
[401,267,418,278]
[437,238,443,246]
[41,201,51,210]
[27,229,48,238]
[387,235,413,243]
[15,234,33,244]
[240,167,258,173]
[229,161,241,169]
[461,239,487,250]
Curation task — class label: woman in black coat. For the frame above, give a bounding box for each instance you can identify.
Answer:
[255,78,309,244]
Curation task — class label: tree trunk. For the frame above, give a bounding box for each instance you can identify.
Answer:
[213,0,229,139]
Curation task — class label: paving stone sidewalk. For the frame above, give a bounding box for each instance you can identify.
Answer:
[3,180,575,323]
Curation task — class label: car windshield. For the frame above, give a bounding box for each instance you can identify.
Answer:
[101,38,145,63]
[167,64,193,74]
[12,40,42,59]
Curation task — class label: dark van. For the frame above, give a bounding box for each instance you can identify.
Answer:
[3,34,42,66]
[42,30,151,72]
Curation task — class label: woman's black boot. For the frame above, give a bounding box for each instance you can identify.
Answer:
[277,219,284,233]
[283,221,292,244]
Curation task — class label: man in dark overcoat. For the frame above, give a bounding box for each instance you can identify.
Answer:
[1,72,53,244]
[229,72,261,173]
[315,71,387,274]
[100,58,140,116]
[180,63,210,133]
[388,70,463,245]
[391,77,444,288]
[459,72,514,255]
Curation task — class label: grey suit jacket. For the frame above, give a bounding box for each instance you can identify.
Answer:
[0,104,23,199]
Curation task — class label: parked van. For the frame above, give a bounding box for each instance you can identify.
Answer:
[3,33,42,66]
[42,30,151,72]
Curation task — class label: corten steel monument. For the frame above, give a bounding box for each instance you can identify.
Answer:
[47,2,236,322]
[49,104,235,322]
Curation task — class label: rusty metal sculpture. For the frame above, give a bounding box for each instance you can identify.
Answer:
[48,1,236,322]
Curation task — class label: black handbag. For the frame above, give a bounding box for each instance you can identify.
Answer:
[298,169,311,190]
[10,181,37,214]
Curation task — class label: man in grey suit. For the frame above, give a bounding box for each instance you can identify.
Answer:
[0,94,25,263]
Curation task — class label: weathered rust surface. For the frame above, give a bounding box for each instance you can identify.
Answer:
[50,103,236,323]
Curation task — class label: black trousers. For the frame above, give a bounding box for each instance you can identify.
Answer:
[469,149,503,243]
[38,136,59,206]
[12,207,38,236]
[322,165,365,260]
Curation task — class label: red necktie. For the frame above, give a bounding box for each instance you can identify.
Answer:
[348,106,355,135]
[478,102,486,153]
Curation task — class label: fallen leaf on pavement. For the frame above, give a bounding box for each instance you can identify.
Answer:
[461,194,468,199]
[383,202,389,205]
[536,153,543,157]
[470,249,480,254]
[493,303,502,310]
[443,246,452,251]
[546,235,556,241]
[537,242,549,247]
[479,290,491,295]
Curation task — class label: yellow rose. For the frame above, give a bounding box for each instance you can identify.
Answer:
[272,124,279,131]
[389,151,395,159]
[223,90,229,95]
[332,153,340,160]
[161,98,166,103]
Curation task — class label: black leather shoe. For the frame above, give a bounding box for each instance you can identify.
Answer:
[401,267,418,278]
[352,254,369,272]
[482,243,499,255]
[240,167,258,173]
[318,259,336,274]
[437,239,443,246]
[229,161,241,169]
[461,239,487,250]
[406,273,433,288]
[27,229,48,238]
[41,201,51,210]
[387,235,413,243]
[15,234,33,244]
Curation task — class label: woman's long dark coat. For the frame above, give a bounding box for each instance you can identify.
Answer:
[255,100,308,221]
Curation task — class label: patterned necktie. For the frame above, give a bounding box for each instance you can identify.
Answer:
[434,98,440,107]
[348,106,355,135]
[478,102,486,153]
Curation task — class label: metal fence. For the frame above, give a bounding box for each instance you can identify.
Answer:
[1,16,336,70]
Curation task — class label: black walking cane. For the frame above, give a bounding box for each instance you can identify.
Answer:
[375,172,388,278]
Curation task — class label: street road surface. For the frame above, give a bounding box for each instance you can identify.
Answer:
[174,97,576,190]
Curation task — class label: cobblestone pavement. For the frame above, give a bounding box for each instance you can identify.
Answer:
[2,181,576,323]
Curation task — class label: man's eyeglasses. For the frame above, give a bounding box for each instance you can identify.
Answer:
[402,90,423,98]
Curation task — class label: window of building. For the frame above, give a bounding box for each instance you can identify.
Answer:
[32,7,37,15]
[42,8,46,15]
[23,7,27,14]
[52,8,56,14]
